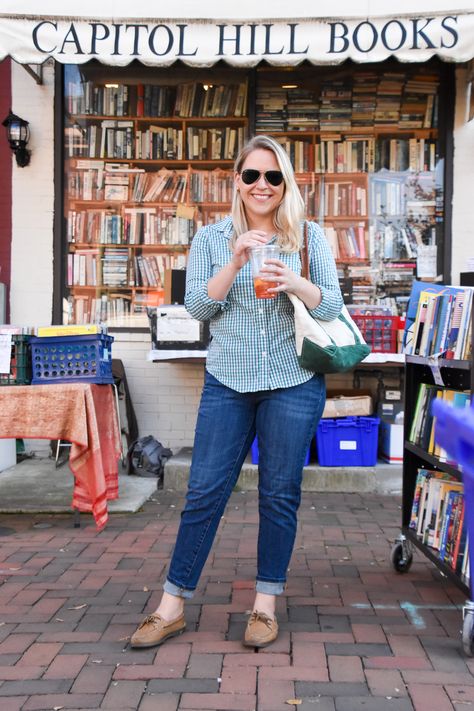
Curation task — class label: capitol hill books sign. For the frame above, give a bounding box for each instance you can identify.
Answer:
[1,6,474,66]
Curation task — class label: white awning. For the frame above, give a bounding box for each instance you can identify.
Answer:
[1,2,474,67]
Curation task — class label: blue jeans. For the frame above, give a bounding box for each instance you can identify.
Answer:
[164,371,326,598]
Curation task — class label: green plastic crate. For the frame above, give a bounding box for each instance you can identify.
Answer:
[0,335,32,385]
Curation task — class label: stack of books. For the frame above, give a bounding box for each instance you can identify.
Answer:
[405,285,473,360]
[409,467,468,581]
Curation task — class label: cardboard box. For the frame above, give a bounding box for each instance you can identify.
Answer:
[379,420,403,463]
[322,389,373,419]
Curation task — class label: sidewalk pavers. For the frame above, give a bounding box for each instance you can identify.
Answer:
[0,489,472,710]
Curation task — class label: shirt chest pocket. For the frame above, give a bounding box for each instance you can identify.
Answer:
[210,255,250,287]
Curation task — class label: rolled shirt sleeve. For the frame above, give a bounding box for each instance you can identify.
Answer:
[184,227,230,321]
[306,221,344,321]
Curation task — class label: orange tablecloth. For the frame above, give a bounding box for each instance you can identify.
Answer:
[0,383,121,529]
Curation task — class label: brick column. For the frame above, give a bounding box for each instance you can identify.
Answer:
[0,58,12,321]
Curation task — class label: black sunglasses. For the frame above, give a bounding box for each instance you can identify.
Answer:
[240,169,284,187]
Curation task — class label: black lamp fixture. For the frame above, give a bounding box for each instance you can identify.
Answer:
[2,110,31,167]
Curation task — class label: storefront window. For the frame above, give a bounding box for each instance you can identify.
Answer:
[62,60,446,327]
[63,62,248,327]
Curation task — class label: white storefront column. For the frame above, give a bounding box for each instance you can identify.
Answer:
[10,59,55,327]
[452,65,474,283]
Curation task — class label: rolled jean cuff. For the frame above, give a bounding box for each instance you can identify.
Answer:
[256,580,285,595]
[163,579,195,599]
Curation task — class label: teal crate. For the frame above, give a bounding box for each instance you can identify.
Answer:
[316,416,380,466]
[0,334,31,385]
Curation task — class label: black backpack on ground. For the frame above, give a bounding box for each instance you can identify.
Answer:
[127,436,172,486]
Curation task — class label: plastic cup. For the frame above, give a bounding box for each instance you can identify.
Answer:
[248,245,280,299]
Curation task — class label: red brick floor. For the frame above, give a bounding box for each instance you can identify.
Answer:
[0,490,471,710]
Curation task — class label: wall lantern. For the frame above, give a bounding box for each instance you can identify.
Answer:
[2,110,31,167]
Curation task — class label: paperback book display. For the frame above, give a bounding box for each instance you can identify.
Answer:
[409,384,471,461]
[409,468,469,582]
[404,283,474,359]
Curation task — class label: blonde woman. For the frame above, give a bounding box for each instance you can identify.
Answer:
[131,135,343,649]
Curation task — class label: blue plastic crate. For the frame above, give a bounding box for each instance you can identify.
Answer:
[250,437,310,466]
[316,416,380,466]
[30,334,114,384]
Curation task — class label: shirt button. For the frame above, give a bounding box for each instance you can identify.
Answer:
[262,352,267,357]
[261,330,265,335]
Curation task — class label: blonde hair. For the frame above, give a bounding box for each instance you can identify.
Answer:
[231,135,305,252]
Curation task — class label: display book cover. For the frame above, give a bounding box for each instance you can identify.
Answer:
[403,280,473,359]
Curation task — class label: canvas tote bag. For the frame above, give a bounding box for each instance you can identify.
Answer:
[286,222,371,374]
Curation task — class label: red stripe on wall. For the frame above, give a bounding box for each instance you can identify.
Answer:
[0,58,11,320]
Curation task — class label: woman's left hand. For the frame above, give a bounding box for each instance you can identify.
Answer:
[259,259,305,295]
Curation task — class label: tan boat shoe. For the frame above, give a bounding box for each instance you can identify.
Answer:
[130,612,186,648]
[243,610,278,648]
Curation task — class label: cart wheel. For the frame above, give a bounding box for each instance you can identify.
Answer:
[462,614,474,657]
[390,542,413,573]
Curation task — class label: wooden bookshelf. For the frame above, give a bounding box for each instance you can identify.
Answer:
[63,61,446,325]
[255,62,444,312]
[64,72,245,325]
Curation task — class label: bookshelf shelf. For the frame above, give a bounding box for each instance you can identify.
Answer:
[72,115,247,123]
[406,355,472,371]
[404,441,463,480]
[402,527,470,596]
[326,216,369,222]
[68,200,230,208]
[72,159,236,166]
[69,243,189,251]
[257,128,437,138]
[70,285,166,292]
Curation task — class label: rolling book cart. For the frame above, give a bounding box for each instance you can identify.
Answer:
[391,304,474,653]
[433,394,474,655]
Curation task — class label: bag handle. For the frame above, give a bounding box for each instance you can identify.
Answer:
[300,221,310,281]
[298,222,364,347]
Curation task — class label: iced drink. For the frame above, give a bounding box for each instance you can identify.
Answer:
[248,245,280,299]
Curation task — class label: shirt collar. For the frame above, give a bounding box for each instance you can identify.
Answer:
[216,215,234,239]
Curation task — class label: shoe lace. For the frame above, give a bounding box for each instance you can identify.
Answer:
[249,611,273,629]
[138,613,161,629]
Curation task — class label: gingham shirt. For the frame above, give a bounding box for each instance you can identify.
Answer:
[185,216,343,393]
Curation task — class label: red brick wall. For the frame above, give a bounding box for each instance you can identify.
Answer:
[0,58,11,320]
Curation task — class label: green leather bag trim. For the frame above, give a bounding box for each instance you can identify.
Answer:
[299,338,371,374]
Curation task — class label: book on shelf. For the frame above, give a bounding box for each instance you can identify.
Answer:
[69,80,248,120]
[409,384,470,461]
[409,468,465,561]
[403,281,474,358]
[104,183,129,201]
[36,324,105,337]
[462,538,470,582]
[323,223,367,261]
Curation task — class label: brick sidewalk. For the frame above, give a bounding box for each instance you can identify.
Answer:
[0,490,472,710]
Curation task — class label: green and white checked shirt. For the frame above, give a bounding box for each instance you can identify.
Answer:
[185,216,343,393]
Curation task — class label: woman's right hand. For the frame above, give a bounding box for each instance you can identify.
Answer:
[230,230,270,270]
